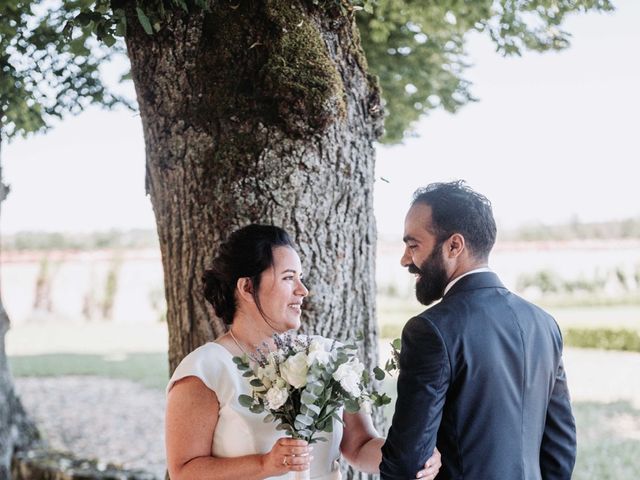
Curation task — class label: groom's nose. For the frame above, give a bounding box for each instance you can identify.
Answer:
[400,247,412,267]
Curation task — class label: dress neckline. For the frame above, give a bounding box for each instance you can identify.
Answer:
[209,341,236,359]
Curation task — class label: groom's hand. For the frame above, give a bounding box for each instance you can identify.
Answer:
[415,447,441,479]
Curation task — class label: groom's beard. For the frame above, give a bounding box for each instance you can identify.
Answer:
[410,245,448,306]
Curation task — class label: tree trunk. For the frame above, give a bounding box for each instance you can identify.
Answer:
[0,138,40,478]
[125,2,382,477]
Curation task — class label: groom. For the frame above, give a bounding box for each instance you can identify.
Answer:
[380,181,576,479]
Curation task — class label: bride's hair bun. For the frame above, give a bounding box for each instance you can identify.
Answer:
[202,267,235,324]
[203,224,294,325]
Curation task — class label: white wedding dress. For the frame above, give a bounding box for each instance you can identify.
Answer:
[168,342,343,480]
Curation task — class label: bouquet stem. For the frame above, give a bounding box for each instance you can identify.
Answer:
[293,469,310,480]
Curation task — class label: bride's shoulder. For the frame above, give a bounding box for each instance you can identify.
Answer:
[181,341,228,363]
[168,342,234,394]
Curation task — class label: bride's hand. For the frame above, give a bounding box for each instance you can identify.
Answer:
[262,438,312,476]
[415,447,441,479]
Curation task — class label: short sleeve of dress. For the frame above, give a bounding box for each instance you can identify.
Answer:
[166,343,234,402]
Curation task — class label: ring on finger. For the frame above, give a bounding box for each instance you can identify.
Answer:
[282,456,288,466]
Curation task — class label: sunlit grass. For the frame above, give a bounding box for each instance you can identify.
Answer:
[9,353,169,390]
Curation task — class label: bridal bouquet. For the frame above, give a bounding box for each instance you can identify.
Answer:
[234,333,391,443]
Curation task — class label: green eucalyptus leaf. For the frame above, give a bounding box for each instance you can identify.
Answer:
[344,398,360,413]
[324,418,334,432]
[238,394,254,408]
[301,390,317,405]
[263,413,275,423]
[295,414,314,426]
[373,366,386,381]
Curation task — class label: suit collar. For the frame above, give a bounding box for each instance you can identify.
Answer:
[443,271,505,298]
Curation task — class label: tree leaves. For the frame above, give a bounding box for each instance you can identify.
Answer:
[356,0,614,142]
[135,7,153,35]
[0,0,614,142]
[0,0,133,140]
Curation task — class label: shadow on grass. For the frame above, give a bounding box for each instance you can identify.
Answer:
[9,352,169,390]
[572,400,640,480]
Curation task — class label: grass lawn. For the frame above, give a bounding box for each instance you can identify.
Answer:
[9,352,169,390]
[10,351,640,479]
[571,401,640,479]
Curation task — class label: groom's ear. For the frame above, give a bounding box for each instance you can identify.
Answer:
[236,277,255,302]
[446,233,465,258]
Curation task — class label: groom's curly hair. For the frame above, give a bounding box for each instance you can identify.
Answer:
[412,180,497,260]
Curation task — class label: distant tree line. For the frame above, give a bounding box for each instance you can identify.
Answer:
[1,229,159,251]
[3,217,640,251]
[499,217,640,242]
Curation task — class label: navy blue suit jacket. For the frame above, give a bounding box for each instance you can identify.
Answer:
[380,272,576,479]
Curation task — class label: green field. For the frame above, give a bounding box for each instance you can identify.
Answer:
[9,352,169,390]
[377,295,640,339]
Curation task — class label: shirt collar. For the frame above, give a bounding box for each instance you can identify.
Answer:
[443,267,493,296]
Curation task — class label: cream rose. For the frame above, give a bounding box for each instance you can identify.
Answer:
[265,386,289,410]
[307,338,332,366]
[256,361,277,389]
[280,351,309,388]
[333,359,364,397]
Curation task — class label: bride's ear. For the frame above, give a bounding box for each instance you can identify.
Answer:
[236,277,255,303]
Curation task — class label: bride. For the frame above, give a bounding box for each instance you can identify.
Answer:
[165,224,441,479]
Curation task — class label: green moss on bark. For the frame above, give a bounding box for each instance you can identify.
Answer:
[262,0,346,134]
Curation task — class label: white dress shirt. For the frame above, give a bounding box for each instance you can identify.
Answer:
[443,267,493,296]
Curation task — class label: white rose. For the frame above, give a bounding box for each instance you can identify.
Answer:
[265,386,289,410]
[280,351,309,388]
[256,362,277,389]
[307,338,332,366]
[333,359,364,397]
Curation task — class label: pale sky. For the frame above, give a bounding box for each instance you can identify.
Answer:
[2,1,639,237]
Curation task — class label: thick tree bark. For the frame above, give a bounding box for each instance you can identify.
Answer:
[125,2,383,477]
[0,141,40,478]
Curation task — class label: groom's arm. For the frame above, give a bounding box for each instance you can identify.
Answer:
[380,316,450,480]
[540,358,577,479]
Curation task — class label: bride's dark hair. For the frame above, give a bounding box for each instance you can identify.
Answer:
[203,224,295,325]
